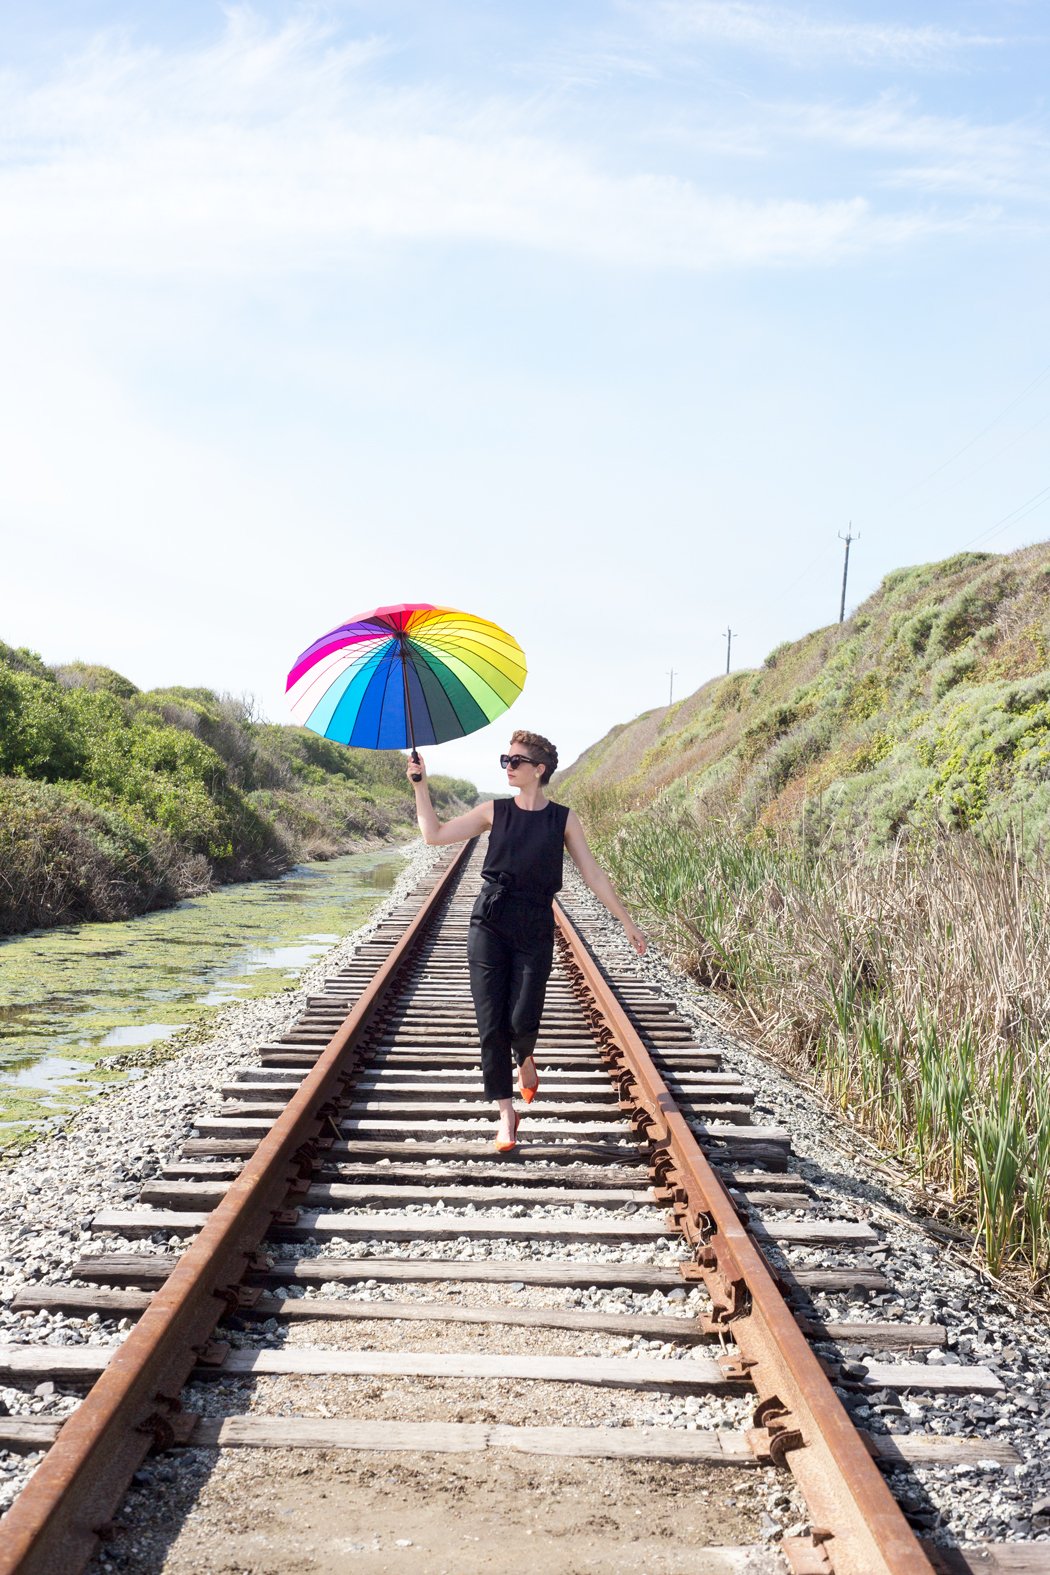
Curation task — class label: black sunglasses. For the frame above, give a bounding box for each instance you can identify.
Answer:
[500,753,541,769]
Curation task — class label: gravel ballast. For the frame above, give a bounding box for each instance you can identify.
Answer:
[0,836,1045,1562]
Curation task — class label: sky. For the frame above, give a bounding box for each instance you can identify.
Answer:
[1,1,1048,792]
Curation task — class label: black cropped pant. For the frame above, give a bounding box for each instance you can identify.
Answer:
[467,894,555,1100]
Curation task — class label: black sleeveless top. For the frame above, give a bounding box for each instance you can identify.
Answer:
[480,797,570,902]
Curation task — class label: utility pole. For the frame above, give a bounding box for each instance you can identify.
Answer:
[667,669,676,706]
[838,526,858,624]
[724,628,734,674]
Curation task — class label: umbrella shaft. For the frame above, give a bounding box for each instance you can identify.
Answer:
[399,635,422,775]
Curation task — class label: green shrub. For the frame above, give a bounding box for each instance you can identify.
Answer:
[739,705,799,763]
[0,777,204,934]
[0,670,87,780]
[0,640,478,935]
[845,672,888,721]
[54,662,139,699]
[0,641,51,679]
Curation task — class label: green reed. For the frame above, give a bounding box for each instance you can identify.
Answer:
[578,792,1050,1281]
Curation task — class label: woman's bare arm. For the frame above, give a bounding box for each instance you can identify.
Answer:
[407,755,495,846]
[563,808,647,955]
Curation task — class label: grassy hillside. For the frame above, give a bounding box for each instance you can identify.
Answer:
[563,542,1050,849]
[561,544,1050,1283]
[0,642,475,937]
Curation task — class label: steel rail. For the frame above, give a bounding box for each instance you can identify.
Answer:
[553,901,935,1575]
[0,841,473,1575]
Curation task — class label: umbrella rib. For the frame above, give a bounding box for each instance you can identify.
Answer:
[404,638,441,743]
[404,641,465,742]
[411,623,526,682]
[373,647,400,751]
[289,622,387,678]
[408,642,489,734]
[290,639,386,721]
[315,645,386,742]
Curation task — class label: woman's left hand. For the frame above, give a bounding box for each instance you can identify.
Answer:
[624,919,647,956]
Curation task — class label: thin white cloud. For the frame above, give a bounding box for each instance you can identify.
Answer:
[0,8,976,278]
[780,95,1050,201]
[648,1,1007,67]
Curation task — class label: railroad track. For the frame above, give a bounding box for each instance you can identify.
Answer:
[0,839,1038,1573]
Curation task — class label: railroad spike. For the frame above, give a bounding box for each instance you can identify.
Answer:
[194,1340,230,1368]
[165,1412,202,1448]
[702,1275,750,1330]
[717,1354,757,1382]
[753,1393,789,1427]
[768,1421,805,1468]
[678,1260,709,1280]
[750,1396,805,1465]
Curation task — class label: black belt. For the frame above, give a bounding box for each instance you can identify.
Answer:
[475,872,552,920]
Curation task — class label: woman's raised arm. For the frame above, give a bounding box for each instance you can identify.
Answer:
[407,754,495,846]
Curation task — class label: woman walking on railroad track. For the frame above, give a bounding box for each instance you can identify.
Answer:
[408,730,646,1153]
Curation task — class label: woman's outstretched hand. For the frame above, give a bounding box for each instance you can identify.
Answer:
[624,919,647,956]
[406,753,427,784]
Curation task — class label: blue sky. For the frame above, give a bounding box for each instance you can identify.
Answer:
[2,2,1048,790]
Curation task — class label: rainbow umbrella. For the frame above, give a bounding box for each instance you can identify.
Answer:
[286,604,526,768]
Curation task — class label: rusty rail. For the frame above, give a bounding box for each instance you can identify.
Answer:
[0,842,472,1575]
[553,902,935,1575]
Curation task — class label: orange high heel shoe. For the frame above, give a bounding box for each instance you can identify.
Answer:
[495,1109,519,1153]
[518,1057,540,1105]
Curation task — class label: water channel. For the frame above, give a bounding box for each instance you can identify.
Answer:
[0,844,407,1147]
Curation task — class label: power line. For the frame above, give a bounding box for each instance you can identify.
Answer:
[769,541,836,602]
[896,361,1050,502]
[905,405,1050,508]
[960,482,1050,551]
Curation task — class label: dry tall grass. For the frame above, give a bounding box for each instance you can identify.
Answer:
[577,785,1050,1281]
[0,778,212,933]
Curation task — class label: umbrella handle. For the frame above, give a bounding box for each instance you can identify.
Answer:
[409,747,423,783]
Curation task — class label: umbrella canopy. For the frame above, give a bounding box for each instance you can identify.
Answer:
[286,603,526,750]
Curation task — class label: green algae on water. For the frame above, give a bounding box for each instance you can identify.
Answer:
[0,846,406,1147]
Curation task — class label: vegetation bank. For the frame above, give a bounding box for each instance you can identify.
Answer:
[561,544,1050,1282]
[0,642,474,938]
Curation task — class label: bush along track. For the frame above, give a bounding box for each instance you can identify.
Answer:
[0,641,475,937]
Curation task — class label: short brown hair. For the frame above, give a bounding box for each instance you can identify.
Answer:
[511,729,558,785]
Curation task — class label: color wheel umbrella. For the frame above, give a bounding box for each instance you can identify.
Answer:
[286,604,526,772]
